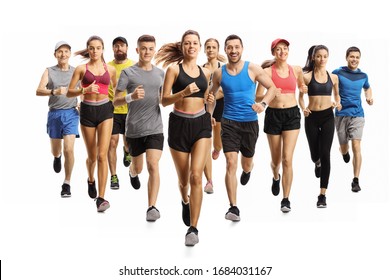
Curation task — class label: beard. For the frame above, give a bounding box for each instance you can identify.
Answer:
[114,52,127,61]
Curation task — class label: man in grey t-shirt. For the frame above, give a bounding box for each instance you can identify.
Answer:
[114,35,165,222]
[36,41,79,198]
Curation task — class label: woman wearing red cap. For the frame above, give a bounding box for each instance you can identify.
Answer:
[257,38,306,213]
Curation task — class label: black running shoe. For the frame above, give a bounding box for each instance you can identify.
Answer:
[281,198,291,213]
[351,177,361,192]
[225,205,240,221]
[315,163,321,178]
[110,174,119,190]
[123,146,131,167]
[129,174,141,190]
[96,197,110,212]
[88,179,97,199]
[61,183,71,198]
[182,200,190,226]
[53,155,62,173]
[317,194,327,208]
[272,174,280,196]
[185,226,199,246]
[342,152,350,163]
[240,171,251,185]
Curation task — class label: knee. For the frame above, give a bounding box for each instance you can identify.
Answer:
[282,157,292,169]
[226,159,237,172]
[110,137,119,149]
[146,160,158,175]
[190,172,202,186]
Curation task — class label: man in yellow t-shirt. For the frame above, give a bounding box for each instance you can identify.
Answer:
[108,36,134,190]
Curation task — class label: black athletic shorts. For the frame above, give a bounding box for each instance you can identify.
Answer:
[112,113,127,135]
[126,133,164,157]
[168,111,212,153]
[221,117,259,158]
[80,101,113,127]
[264,105,301,135]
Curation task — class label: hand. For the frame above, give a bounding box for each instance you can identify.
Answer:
[252,102,265,114]
[299,85,308,94]
[133,85,145,100]
[332,101,342,111]
[366,98,373,105]
[183,82,200,97]
[206,91,215,104]
[57,86,67,95]
[303,107,311,117]
[87,81,100,94]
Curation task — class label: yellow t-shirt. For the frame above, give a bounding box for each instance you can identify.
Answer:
[108,59,134,114]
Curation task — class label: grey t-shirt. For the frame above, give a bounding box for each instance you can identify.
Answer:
[47,65,77,110]
[117,63,165,138]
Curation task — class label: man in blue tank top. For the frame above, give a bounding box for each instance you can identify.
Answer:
[208,34,279,221]
[332,46,373,192]
[36,41,80,198]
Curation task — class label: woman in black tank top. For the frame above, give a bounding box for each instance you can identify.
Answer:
[300,45,341,208]
[155,30,213,247]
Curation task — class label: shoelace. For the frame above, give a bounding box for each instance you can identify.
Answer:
[112,175,119,183]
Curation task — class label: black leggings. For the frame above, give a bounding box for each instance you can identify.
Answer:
[304,107,335,189]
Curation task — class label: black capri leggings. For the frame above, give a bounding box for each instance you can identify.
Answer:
[304,107,335,189]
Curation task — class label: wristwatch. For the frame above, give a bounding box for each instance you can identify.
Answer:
[260,101,267,108]
[50,89,54,96]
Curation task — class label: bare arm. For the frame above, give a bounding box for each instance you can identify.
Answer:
[253,64,277,105]
[206,68,222,115]
[299,72,310,111]
[255,83,265,103]
[331,74,342,110]
[36,68,51,96]
[108,65,117,91]
[67,65,84,98]
[364,87,373,105]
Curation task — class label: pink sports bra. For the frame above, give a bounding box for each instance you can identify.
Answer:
[271,64,297,94]
[81,64,110,95]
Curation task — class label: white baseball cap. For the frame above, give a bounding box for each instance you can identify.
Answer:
[54,41,71,51]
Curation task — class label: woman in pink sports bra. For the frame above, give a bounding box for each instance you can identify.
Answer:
[67,35,116,212]
[257,38,306,213]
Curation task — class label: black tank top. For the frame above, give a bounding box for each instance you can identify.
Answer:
[172,64,208,98]
[307,71,333,96]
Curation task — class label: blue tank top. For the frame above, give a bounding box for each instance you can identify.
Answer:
[172,64,208,98]
[220,61,257,122]
[307,71,333,96]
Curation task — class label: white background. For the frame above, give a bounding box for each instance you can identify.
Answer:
[1,0,389,279]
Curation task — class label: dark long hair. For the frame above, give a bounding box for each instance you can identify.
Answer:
[154,30,201,68]
[302,45,329,73]
[74,35,106,62]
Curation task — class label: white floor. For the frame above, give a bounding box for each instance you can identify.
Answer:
[1,103,389,279]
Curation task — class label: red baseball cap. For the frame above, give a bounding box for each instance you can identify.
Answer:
[271,38,289,53]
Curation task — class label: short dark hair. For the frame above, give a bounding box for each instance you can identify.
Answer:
[224,34,243,48]
[137,35,156,45]
[346,46,360,58]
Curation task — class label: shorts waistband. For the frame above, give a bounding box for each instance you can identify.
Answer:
[172,107,206,118]
[82,98,109,106]
[267,105,298,111]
